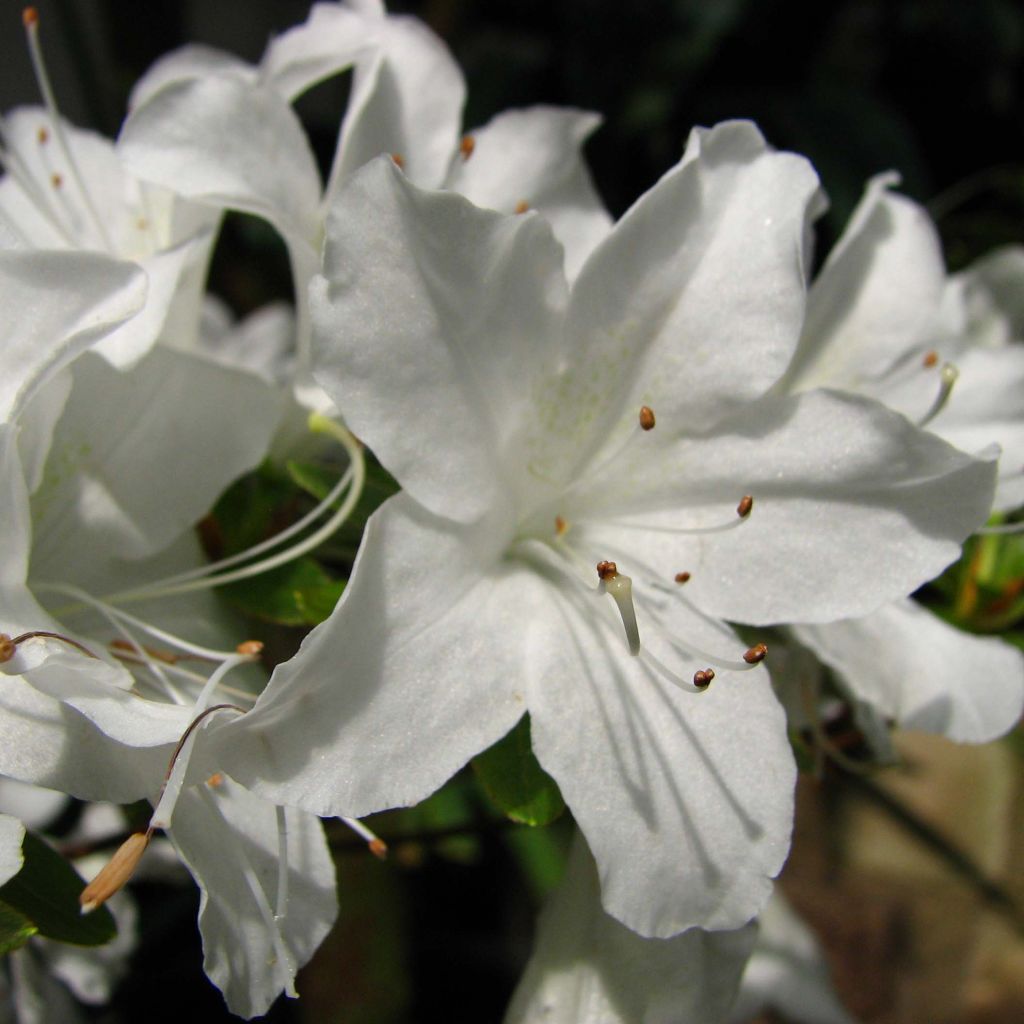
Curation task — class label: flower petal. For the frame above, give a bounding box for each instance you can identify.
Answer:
[792,599,1024,743]
[128,43,256,110]
[443,106,611,279]
[312,158,567,523]
[0,814,25,885]
[217,493,527,817]
[506,831,757,1024]
[169,780,337,1018]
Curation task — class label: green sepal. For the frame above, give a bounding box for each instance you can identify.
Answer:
[472,715,565,827]
[0,832,116,947]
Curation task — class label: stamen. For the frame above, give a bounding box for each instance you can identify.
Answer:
[693,668,714,688]
[917,362,959,428]
[598,493,755,535]
[50,171,61,188]
[459,135,475,160]
[674,571,691,584]
[639,405,656,431]
[0,629,98,662]
[340,816,388,860]
[79,830,151,914]
[275,804,289,921]
[514,200,529,214]
[555,515,569,537]
[390,153,405,169]
[975,520,1024,536]
[22,6,112,250]
[743,642,768,664]
[596,562,640,655]
[922,350,939,368]
[737,495,753,519]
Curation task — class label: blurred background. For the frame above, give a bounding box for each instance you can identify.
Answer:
[0,1,1022,1021]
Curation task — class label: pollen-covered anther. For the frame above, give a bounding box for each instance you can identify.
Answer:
[0,634,15,663]
[22,6,38,28]
[369,838,388,860]
[80,831,150,914]
[639,405,656,431]
[514,199,530,214]
[922,350,939,368]
[36,125,48,144]
[555,515,569,536]
[236,639,264,658]
[50,172,62,188]
[390,153,405,169]
[459,135,475,160]
[596,560,618,580]
[742,642,768,665]
[674,571,691,584]
[736,495,754,519]
[206,772,225,788]
[693,668,715,688]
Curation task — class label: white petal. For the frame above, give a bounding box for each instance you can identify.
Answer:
[326,14,465,193]
[0,814,25,885]
[562,120,821,461]
[792,599,1024,743]
[118,76,322,263]
[527,579,795,937]
[444,106,612,278]
[0,250,145,423]
[787,174,946,390]
[312,158,567,522]
[169,780,337,1018]
[129,43,257,110]
[0,780,66,831]
[216,493,527,817]
[506,831,757,1024]
[573,389,997,625]
[29,345,282,571]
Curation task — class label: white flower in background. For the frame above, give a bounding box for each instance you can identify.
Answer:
[730,890,859,1024]
[779,175,1024,744]
[0,8,218,367]
[211,122,996,939]
[505,831,757,1024]
[0,253,340,1017]
[116,0,611,385]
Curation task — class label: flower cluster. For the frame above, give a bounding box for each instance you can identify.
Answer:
[0,2,1021,1021]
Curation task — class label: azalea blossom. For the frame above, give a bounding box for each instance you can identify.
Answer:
[505,830,756,1023]
[0,253,340,1016]
[116,0,610,383]
[778,175,1024,744]
[211,122,997,938]
[0,9,218,367]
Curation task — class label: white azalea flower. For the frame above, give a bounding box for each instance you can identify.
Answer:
[214,122,996,938]
[0,260,339,1016]
[505,830,756,1024]
[778,175,1024,743]
[116,0,610,380]
[0,10,218,367]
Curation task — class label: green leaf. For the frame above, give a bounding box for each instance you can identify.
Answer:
[0,899,38,954]
[220,556,345,626]
[472,715,565,826]
[0,832,116,947]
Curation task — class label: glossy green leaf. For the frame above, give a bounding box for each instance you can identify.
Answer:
[0,832,116,947]
[0,899,38,955]
[472,715,565,827]
[220,556,345,626]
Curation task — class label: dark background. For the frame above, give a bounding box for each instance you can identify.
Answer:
[2,1,1022,1021]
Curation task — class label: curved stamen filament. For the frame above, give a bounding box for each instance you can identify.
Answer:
[0,629,97,662]
[916,362,959,428]
[596,494,754,535]
[0,119,76,244]
[975,520,1024,536]
[103,416,365,606]
[23,7,112,250]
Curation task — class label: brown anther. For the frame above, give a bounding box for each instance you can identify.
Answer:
[206,772,224,788]
[596,560,618,580]
[514,199,530,214]
[0,634,15,663]
[674,571,691,584]
[459,135,475,161]
[922,350,939,368]
[693,668,715,688]
[36,126,48,144]
[369,838,388,860]
[736,495,753,519]
[80,831,150,914]
[22,7,39,28]
[136,216,148,231]
[51,173,63,189]
[743,642,768,665]
[390,153,405,169]
[639,405,656,431]
[554,515,568,536]
[236,640,264,657]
